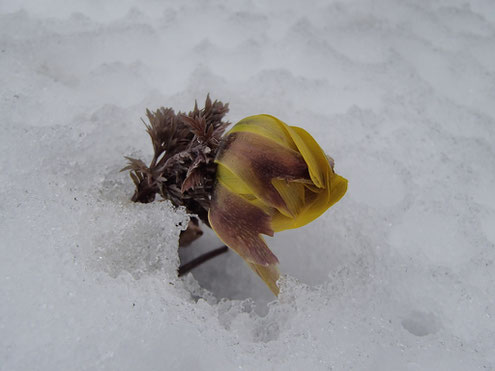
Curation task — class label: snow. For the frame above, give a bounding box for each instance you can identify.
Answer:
[1,0,495,369]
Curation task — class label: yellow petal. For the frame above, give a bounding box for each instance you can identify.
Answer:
[271,171,348,232]
[271,178,306,217]
[327,171,348,208]
[228,114,298,152]
[216,163,253,195]
[216,131,309,217]
[228,115,334,190]
[285,126,329,189]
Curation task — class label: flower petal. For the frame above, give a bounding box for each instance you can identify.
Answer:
[327,171,348,206]
[209,182,281,294]
[228,114,298,152]
[216,163,254,195]
[271,178,306,217]
[216,131,309,217]
[247,262,280,296]
[271,171,347,232]
[208,182,278,267]
[285,126,329,189]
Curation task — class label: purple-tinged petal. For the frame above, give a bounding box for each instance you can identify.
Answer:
[208,182,278,267]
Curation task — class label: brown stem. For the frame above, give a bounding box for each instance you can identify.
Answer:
[178,245,229,277]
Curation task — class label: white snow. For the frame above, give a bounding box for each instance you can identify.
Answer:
[1,0,495,370]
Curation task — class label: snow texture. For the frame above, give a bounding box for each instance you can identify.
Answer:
[1,0,495,370]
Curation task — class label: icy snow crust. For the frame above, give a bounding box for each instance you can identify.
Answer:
[1,0,495,369]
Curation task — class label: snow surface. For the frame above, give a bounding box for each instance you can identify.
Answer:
[1,0,495,370]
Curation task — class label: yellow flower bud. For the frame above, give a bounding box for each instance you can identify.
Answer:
[208,114,347,295]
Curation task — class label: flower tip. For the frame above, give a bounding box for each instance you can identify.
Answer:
[248,263,280,296]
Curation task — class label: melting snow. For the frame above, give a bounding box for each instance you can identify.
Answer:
[1,0,495,369]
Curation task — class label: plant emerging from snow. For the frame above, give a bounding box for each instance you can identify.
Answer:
[123,96,347,295]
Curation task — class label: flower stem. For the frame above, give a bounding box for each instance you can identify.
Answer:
[178,245,229,276]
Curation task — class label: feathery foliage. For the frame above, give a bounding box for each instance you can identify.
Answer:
[122,95,230,225]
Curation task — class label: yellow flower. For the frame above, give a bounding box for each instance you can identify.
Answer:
[208,114,347,295]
